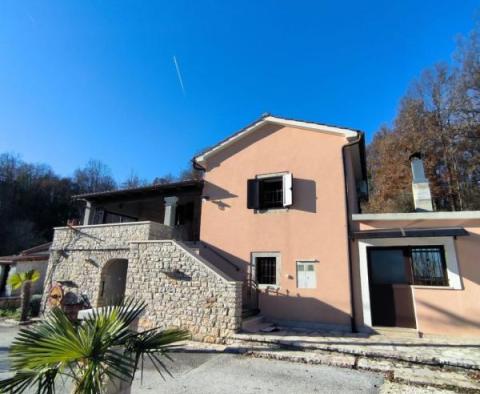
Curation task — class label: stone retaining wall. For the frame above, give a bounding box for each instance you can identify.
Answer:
[43,224,242,342]
[128,241,242,342]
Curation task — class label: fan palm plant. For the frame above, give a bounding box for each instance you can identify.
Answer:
[0,299,190,394]
[7,269,41,322]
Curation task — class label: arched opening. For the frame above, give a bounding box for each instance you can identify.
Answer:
[98,259,128,307]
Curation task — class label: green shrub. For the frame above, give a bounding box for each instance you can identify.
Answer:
[29,294,42,317]
[0,306,20,320]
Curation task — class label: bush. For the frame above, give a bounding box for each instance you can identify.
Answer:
[0,306,20,320]
[29,294,42,317]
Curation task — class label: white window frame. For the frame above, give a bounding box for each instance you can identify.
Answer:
[296,260,317,289]
[251,252,281,288]
[357,237,462,328]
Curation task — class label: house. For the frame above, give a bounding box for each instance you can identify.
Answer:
[0,242,51,307]
[42,114,480,340]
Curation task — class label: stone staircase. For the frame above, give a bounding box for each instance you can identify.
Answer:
[183,241,243,281]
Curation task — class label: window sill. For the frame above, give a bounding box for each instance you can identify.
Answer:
[255,208,289,214]
[258,284,280,290]
[412,285,460,290]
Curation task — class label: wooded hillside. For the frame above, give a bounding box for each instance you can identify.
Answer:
[365,21,480,213]
[0,155,199,256]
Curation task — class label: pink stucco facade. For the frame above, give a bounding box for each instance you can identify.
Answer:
[196,116,480,337]
[353,218,480,336]
[199,123,356,328]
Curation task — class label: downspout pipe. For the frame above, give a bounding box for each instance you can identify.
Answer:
[341,132,365,333]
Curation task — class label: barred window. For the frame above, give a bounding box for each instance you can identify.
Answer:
[411,247,448,286]
[259,177,283,209]
[256,257,277,285]
[247,173,293,210]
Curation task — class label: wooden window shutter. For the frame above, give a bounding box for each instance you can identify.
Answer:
[247,179,259,209]
[282,173,293,207]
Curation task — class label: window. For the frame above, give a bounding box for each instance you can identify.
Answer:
[247,173,293,210]
[411,247,448,286]
[92,208,105,224]
[297,262,316,289]
[256,257,277,285]
[252,253,280,286]
[367,245,449,287]
[103,212,136,224]
[175,202,194,225]
[92,208,137,225]
[259,177,283,209]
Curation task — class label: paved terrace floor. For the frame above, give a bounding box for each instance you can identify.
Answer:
[228,328,480,370]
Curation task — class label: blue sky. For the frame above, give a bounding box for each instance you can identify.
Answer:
[0,1,478,182]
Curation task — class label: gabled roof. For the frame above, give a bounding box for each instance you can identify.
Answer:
[19,242,51,256]
[194,114,361,165]
[0,242,52,265]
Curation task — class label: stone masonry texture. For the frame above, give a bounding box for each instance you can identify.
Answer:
[42,222,242,342]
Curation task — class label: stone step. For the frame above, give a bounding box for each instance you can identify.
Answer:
[183,241,242,280]
[373,326,420,338]
[379,382,457,394]
[243,349,480,392]
[241,308,260,319]
[228,333,480,371]
[241,315,265,333]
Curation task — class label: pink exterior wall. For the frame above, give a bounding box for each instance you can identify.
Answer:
[200,124,354,327]
[354,218,480,336]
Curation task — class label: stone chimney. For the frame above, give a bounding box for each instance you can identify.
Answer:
[409,153,433,212]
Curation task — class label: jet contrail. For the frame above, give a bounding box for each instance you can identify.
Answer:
[173,55,186,95]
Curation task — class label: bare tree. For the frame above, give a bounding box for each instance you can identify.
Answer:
[366,19,480,212]
[73,159,117,194]
[120,170,148,189]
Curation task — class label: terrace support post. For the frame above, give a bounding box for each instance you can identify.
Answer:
[163,196,179,227]
[83,201,93,225]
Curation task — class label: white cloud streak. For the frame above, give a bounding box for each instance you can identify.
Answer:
[173,55,186,95]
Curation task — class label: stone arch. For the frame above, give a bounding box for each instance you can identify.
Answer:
[97,258,128,307]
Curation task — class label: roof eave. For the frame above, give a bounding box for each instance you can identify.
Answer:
[194,115,360,165]
[352,211,480,221]
[72,179,204,201]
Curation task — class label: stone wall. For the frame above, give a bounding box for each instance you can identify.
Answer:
[127,241,242,342]
[148,223,191,241]
[51,221,157,249]
[43,223,242,342]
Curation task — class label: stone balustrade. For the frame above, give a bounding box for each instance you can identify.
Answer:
[51,221,189,251]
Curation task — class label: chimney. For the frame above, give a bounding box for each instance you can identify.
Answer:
[409,153,433,212]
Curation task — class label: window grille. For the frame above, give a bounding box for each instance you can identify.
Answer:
[411,247,448,286]
[259,177,283,209]
[256,257,277,285]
